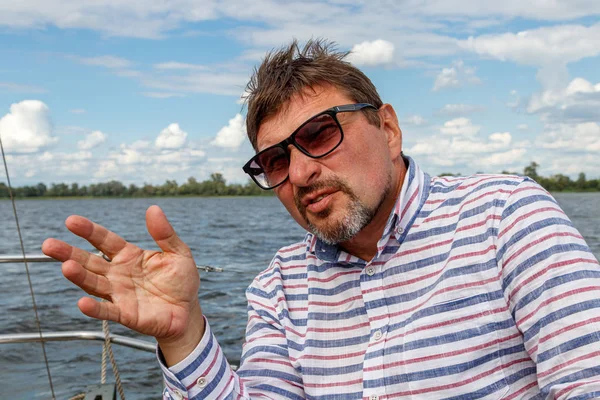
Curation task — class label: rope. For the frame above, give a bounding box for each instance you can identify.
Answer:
[68,314,127,400]
[103,313,126,400]
[101,332,108,384]
[0,132,56,399]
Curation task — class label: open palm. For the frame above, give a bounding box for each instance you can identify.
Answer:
[42,205,201,341]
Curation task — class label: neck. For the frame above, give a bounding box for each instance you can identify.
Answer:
[339,162,407,261]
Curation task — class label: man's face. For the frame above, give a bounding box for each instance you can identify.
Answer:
[255,85,400,245]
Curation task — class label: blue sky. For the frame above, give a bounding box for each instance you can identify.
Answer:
[0,1,599,186]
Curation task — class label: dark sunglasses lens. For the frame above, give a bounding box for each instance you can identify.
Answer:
[295,114,341,156]
[255,146,289,188]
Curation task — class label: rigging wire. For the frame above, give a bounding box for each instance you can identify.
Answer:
[0,133,56,399]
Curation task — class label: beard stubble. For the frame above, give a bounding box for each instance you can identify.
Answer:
[294,175,392,245]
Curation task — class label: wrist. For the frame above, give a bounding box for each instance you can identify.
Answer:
[157,302,205,367]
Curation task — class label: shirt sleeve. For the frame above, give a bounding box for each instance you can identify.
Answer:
[496,177,600,399]
[159,273,304,399]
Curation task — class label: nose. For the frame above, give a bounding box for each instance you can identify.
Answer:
[287,146,320,187]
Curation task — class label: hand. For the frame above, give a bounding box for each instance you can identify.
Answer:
[42,205,204,363]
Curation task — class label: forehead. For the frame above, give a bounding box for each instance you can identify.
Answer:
[256,85,354,152]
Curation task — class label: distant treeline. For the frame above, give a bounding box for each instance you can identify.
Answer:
[0,173,272,198]
[2,163,599,199]
[440,162,600,192]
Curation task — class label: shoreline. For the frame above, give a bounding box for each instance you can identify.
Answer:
[0,194,275,200]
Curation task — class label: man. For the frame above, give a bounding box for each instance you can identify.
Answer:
[43,40,600,399]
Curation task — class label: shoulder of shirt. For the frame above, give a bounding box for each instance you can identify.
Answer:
[428,173,536,198]
[251,238,310,288]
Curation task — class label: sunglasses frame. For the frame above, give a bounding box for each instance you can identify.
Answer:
[243,103,377,190]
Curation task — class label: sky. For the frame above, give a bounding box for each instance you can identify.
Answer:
[0,1,599,187]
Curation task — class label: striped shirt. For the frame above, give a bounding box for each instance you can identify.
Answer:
[160,157,600,399]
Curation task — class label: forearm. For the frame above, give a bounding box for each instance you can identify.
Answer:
[158,277,305,400]
[159,316,241,399]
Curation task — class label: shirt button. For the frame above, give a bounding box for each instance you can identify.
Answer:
[397,227,404,234]
[366,266,375,276]
[370,395,379,400]
[173,390,184,400]
[196,377,207,387]
[373,330,382,341]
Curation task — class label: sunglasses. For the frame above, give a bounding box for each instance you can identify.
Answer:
[243,103,377,190]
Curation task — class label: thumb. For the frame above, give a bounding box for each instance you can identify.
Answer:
[146,205,192,257]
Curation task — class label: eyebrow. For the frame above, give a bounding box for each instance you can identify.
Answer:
[257,110,323,151]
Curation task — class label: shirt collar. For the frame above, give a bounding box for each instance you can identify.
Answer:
[306,155,430,263]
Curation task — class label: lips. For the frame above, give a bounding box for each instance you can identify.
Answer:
[301,188,338,207]
[294,178,348,219]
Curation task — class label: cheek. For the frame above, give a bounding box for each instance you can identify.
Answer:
[275,185,309,229]
[344,143,391,197]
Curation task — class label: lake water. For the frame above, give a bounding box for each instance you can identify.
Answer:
[1,193,599,399]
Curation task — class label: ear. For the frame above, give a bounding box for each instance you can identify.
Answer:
[378,104,402,160]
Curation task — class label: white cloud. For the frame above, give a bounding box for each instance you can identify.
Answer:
[96,141,208,182]
[419,1,600,20]
[142,92,186,98]
[2,126,218,185]
[206,157,249,183]
[139,70,249,97]
[408,130,512,156]
[0,100,57,153]
[0,1,598,75]
[155,123,188,149]
[475,148,526,166]
[73,55,132,69]
[39,151,53,162]
[489,132,512,146]
[461,23,600,88]
[130,140,151,150]
[527,77,600,123]
[77,130,106,150]
[5,150,95,181]
[440,117,481,136]
[63,151,93,161]
[405,120,525,173]
[536,122,600,152]
[95,137,207,180]
[539,152,600,178]
[517,124,529,130]
[154,62,209,71]
[403,115,427,126]
[433,60,481,91]
[448,134,511,153]
[94,160,120,179]
[114,143,148,165]
[0,1,597,41]
[406,132,524,170]
[75,55,250,98]
[0,82,46,93]
[461,23,600,67]
[347,39,395,67]
[436,103,485,116]
[211,114,247,149]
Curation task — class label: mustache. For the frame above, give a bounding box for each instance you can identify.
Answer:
[294,177,351,211]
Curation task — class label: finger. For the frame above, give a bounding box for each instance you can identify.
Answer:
[62,260,112,299]
[78,297,121,322]
[146,205,192,257]
[65,215,128,259]
[42,238,108,275]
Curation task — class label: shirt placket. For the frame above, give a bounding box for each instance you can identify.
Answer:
[360,253,391,400]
